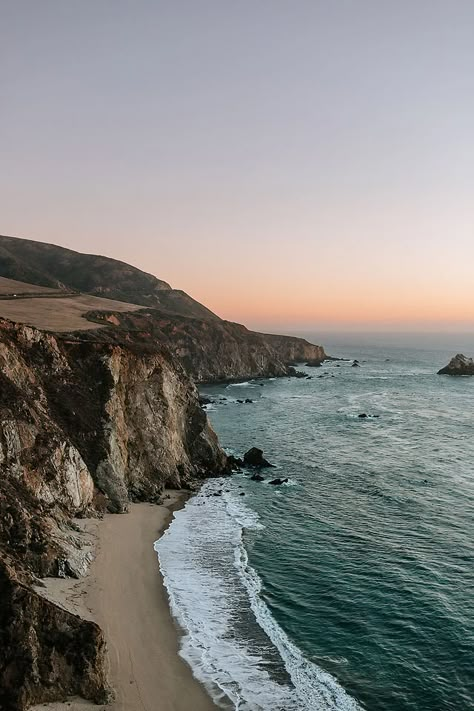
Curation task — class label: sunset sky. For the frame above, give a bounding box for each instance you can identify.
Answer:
[2,1,474,331]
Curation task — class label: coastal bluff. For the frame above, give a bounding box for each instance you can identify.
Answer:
[437,353,474,375]
[0,317,227,709]
[0,234,327,381]
[0,234,327,709]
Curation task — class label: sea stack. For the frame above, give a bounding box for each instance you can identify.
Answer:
[437,354,474,376]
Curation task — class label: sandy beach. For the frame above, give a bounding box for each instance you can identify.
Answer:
[32,492,219,711]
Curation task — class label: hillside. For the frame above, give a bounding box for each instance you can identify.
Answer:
[0,234,219,321]
[0,235,327,379]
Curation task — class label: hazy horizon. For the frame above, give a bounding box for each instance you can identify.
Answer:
[2,2,474,332]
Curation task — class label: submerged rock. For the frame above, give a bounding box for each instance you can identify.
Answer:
[287,367,307,378]
[250,473,265,482]
[243,447,274,468]
[438,354,474,375]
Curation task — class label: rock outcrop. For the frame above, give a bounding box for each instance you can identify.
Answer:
[243,447,274,468]
[261,333,325,366]
[437,353,474,376]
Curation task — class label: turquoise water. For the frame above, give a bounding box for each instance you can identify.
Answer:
[160,339,474,710]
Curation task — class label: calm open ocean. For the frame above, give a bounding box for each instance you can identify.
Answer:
[157,334,474,710]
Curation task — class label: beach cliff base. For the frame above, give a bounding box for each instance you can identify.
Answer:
[32,493,219,711]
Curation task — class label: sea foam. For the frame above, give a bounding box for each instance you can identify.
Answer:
[156,481,361,710]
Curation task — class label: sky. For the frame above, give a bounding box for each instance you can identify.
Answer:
[1,1,474,332]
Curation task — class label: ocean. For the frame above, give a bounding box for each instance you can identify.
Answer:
[156,335,474,710]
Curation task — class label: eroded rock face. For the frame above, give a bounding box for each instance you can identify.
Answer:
[86,309,327,383]
[0,317,228,708]
[0,319,227,514]
[438,353,474,375]
[0,557,108,711]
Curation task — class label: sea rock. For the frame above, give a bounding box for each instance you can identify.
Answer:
[227,455,244,470]
[250,473,265,482]
[287,368,307,378]
[199,396,212,406]
[243,447,274,468]
[305,360,322,367]
[352,360,360,367]
[269,477,289,485]
[358,413,368,418]
[245,398,253,403]
[437,354,474,376]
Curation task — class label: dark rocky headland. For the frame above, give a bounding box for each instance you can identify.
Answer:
[0,234,327,709]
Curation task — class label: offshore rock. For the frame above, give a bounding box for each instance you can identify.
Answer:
[438,354,474,375]
[243,447,274,468]
[87,309,327,383]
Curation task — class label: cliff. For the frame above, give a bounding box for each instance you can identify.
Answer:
[85,310,327,382]
[0,317,227,709]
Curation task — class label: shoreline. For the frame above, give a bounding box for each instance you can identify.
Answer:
[32,491,219,711]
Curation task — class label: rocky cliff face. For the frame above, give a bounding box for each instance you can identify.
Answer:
[0,317,227,709]
[86,310,327,382]
[0,556,108,711]
[258,332,326,367]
